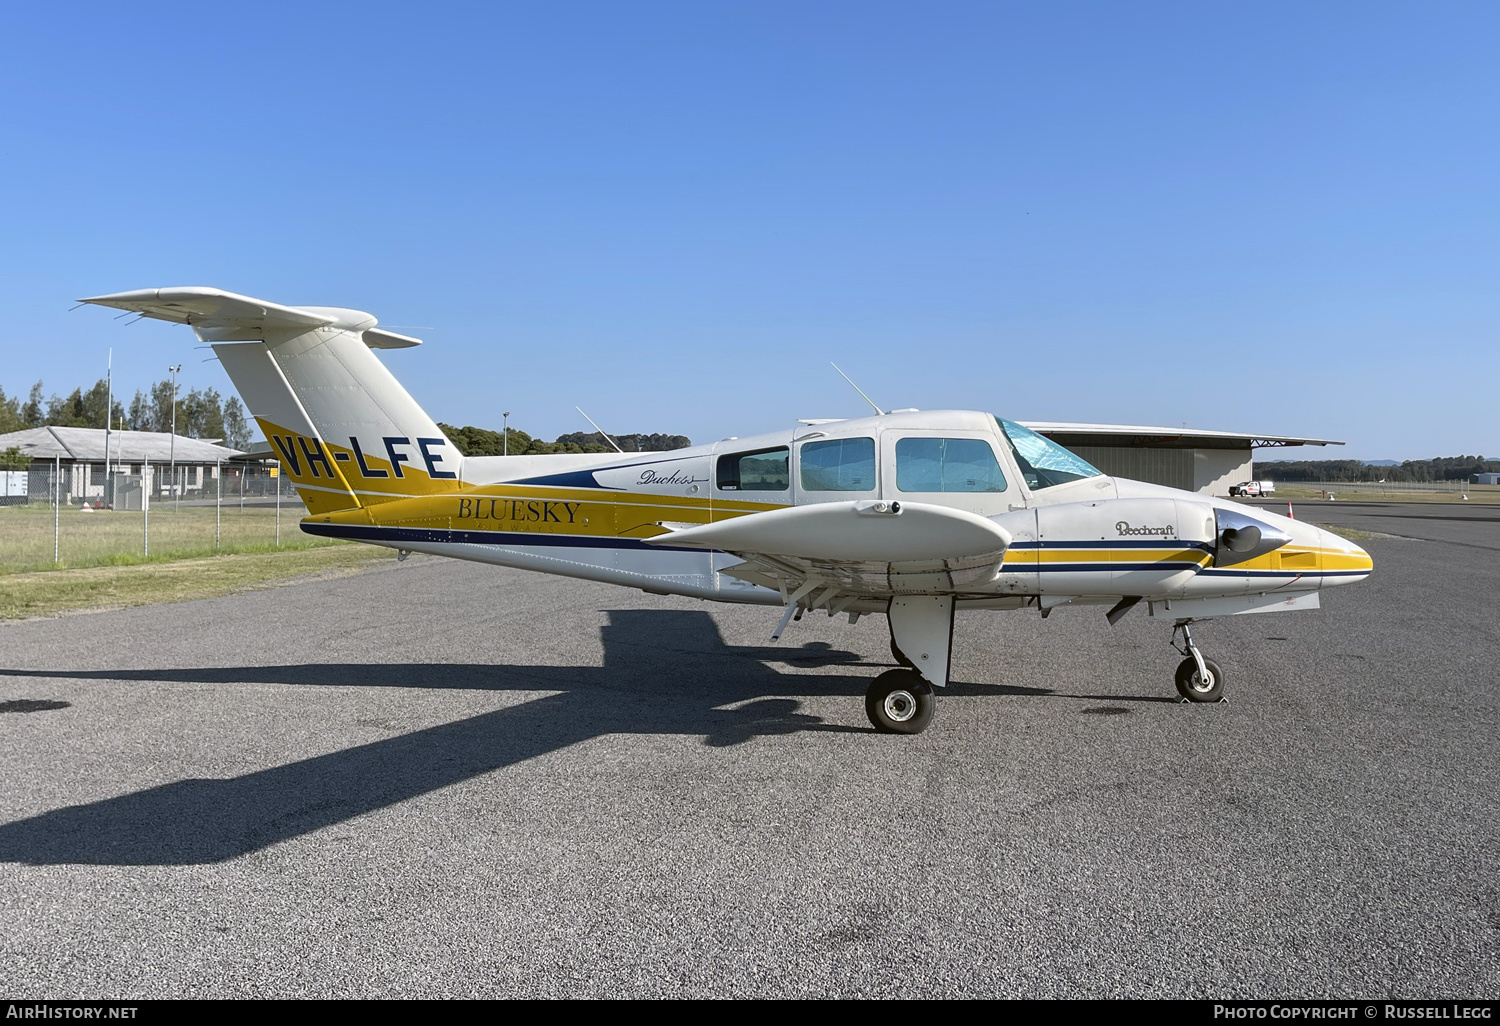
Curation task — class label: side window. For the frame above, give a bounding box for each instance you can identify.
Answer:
[896,437,1008,493]
[801,437,876,491]
[716,446,789,491]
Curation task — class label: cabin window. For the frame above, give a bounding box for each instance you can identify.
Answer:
[895,437,1008,492]
[716,446,789,491]
[995,417,1102,489]
[801,437,876,491]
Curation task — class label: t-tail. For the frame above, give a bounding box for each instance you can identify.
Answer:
[79,287,464,515]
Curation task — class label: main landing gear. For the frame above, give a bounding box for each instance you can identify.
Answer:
[866,670,935,734]
[864,595,954,734]
[1170,620,1225,703]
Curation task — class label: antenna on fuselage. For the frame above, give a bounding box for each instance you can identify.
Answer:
[830,363,885,416]
[575,406,625,453]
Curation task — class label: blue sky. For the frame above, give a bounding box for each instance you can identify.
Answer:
[3,2,1496,460]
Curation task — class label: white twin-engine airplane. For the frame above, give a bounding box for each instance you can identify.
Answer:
[83,287,1373,735]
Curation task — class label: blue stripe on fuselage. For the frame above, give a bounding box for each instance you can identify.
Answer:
[301,522,704,552]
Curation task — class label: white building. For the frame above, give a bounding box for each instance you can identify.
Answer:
[0,426,244,505]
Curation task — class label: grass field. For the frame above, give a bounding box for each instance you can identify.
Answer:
[0,502,337,574]
[1271,484,1500,503]
[0,543,395,620]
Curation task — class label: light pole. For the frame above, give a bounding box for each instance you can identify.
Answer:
[503,412,511,457]
[167,364,181,511]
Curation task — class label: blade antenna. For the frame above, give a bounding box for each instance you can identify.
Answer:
[575,406,625,453]
[830,363,885,416]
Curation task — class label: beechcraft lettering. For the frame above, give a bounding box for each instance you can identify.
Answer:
[1115,521,1176,537]
[83,285,1374,736]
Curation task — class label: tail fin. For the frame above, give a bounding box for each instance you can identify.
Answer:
[79,287,464,514]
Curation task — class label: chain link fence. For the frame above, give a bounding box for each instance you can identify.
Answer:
[1285,480,1500,497]
[0,460,339,573]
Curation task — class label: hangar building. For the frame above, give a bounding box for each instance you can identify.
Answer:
[1020,423,1342,497]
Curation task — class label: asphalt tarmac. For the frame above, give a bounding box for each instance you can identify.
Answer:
[0,501,1495,998]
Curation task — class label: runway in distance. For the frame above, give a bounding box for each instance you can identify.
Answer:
[81,287,1374,734]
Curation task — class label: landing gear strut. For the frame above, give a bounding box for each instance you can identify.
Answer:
[863,595,954,734]
[1171,620,1224,703]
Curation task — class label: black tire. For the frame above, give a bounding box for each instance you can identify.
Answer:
[866,669,935,734]
[1174,657,1225,702]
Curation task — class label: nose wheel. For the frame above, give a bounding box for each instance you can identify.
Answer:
[865,669,935,734]
[1171,621,1225,703]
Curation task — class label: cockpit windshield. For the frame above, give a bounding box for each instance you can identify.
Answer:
[995,417,1102,490]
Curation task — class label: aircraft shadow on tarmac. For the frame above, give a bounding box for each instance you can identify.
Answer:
[0,609,1124,867]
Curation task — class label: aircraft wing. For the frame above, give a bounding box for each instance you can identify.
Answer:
[649,500,1012,602]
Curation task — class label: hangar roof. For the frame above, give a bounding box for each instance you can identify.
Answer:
[0,427,243,462]
[1020,422,1344,450]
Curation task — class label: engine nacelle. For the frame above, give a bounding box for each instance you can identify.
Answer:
[993,497,1217,597]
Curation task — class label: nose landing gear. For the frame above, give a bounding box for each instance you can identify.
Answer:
[1171,620,1225,703]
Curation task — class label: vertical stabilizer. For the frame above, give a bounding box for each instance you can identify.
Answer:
[78,288,466,514]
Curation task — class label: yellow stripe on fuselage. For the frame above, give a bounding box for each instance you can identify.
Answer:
[306,483,787,541]
[257,419,464,514]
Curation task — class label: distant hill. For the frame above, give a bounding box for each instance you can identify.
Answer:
[1257,456,1499,482]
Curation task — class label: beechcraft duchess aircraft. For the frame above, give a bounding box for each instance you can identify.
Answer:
[82,287,1373,734]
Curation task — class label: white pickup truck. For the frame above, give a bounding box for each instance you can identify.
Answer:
[1229,480,1276,497]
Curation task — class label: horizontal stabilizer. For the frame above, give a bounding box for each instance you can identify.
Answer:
[78,287,421,347]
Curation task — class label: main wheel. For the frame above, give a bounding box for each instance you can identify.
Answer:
[865,669,935,734]
[1174,657,1225,702]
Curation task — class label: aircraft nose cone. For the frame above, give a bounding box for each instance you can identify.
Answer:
[1317,525,1373,582]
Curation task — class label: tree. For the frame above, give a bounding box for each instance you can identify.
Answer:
[21,382,43,427]
[39,379,122,430]
[439,421,690,457]
[0,386,23,434]
[554,431,691,452]
[0,446,27,470]
[222,397,252,450]
[148,379,177,432]
[179,387,224,439]
[127,390,151,431]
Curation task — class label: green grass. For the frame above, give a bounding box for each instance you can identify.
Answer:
[1271,484,1500,504]
[0,502,338,574]
[0,543,395,620]
[1320,525,1395,542]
